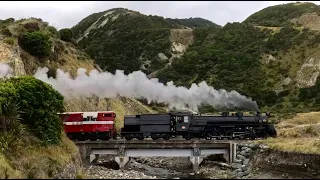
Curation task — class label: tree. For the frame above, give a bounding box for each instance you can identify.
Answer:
[6,76,64,145]
[19,31,52,57]
[59,28,73,42]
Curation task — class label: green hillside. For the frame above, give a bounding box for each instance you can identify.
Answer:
[243,2,320,27]
[72,2,320,113]
[71,8,220,74]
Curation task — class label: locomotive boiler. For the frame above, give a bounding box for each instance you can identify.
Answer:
[120,111,277,140]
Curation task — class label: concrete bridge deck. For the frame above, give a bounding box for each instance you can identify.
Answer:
[75,140,240,171]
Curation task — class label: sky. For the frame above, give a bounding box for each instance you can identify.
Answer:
[0,1,319,30]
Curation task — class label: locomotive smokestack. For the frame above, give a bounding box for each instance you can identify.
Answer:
[0,63,260,112]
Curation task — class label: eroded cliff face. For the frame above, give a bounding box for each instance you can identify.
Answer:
[0,38,26,76]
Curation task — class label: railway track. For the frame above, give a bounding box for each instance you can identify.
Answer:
[73,138,256,144]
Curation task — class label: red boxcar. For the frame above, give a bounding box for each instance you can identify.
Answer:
[59,111,117,141]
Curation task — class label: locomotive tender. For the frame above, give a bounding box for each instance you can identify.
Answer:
[120,111,277,140]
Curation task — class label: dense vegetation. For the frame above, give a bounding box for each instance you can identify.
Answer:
[157,22,320,112]
[166,17,221,28]
[0,76,64,145]
[59,28,73,42]
[244,2,320,27]
[157,23,275,107]
[72,3,320,113]
[73,8,220,74]
[18,31,52,57]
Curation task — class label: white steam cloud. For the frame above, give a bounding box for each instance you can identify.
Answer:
[0,63,260,112]
[0,63,12,78]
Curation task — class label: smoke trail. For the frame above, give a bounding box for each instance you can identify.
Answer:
[0,63,260,111]
[0,63,12,78]
[32,66,260,112]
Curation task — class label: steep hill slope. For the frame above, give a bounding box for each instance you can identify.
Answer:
[157,2,320,113]
[71,8,220,75]
[244,2,320,28]
[0,17,155,178]
[71,2,320,113]
[0,17,155,119]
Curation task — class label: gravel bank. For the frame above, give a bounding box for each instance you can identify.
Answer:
[84,165,158,179]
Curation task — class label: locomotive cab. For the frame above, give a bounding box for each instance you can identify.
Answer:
[235,112,244,120]
[221,112,229,117]
[170,113,192,133]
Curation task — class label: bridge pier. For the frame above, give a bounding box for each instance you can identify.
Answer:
[114,156,130,169]
[189,156,203,172]
[90,154,100,164]
[77,144,91,166]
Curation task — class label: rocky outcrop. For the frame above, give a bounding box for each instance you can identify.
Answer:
[230,143,262,178]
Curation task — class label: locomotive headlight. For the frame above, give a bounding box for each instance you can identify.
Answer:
[263,119,267,122]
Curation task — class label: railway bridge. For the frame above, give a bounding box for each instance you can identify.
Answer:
[75,139,238,171]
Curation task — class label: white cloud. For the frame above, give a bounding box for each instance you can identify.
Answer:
[0,1,319,29]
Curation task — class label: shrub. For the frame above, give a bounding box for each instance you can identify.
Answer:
[1,28,12,37]
[59,28,73,42]
[47,26,58,36]
[19,31,52,57]
[0,81,18,115]
[23,22,40,32]
[4,38,14,45]
[2,18,14,24]
[5,76,64,145]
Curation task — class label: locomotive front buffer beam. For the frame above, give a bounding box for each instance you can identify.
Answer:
[76,140,237,172]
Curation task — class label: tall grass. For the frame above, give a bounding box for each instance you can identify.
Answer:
[257,112,320,154]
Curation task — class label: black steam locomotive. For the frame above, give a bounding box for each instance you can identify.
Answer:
[120,111,277,140]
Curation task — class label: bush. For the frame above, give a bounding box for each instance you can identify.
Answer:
[1,28,12,37]
[2,18,14,24]
[4,38,14,45]
[23,22,40,32]
[3,76,64,145]
[0,81,18,115]
[19,31,52,57]
[47,26,58,36]
[59,28,73,42]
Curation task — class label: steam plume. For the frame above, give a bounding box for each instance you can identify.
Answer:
[0,63,260,111]
[0,63,12,78]
[32,66,260,112]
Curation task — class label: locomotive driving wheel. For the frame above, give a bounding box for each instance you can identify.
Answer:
[137,134,144,140]
[163,134,170,140]
[204,129,215,140]
[184,133,192,140]
[125,135,133,140]
[151,135,158,140]
[250,130,257,140]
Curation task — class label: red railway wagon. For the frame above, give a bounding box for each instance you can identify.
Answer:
[58,111,117,141]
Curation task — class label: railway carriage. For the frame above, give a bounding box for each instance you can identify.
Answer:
[59,111,117,141]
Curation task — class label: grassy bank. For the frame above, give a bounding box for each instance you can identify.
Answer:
[0,129,79,178]
[257,112,320,154]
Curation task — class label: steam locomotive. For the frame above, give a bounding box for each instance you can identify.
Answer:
[120,111,277,140]
[59,110,277,141]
